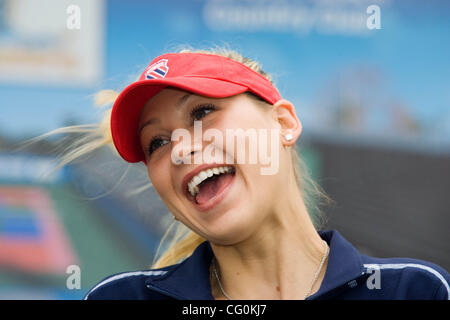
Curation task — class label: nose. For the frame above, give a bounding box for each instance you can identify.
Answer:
[171,141,202,165]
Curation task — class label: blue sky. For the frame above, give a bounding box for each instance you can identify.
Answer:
[1,0,449,143]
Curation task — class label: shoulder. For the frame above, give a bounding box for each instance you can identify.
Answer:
[83,266,176,300]
[360,255,450,300]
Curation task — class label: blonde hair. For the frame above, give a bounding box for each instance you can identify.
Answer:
[38,47,332,269]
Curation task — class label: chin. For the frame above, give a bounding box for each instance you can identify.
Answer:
[199,208,256,246]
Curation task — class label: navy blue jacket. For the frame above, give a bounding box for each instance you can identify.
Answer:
[84,230,449,300]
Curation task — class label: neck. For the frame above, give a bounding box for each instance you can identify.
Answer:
[209,184,328,300]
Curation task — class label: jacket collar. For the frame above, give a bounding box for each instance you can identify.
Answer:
[145,229,365,300]
[145,240,215,299]
[307,230,366,299]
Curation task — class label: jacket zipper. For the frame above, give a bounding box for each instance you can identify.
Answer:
[145,282,188,300]
[307,272,369,300]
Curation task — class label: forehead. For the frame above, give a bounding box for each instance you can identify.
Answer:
[139,87,240,121]
[138,87,190,124]
[143,87,187,111]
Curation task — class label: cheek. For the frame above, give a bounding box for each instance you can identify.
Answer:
[226,105,268,129]
[147,157,174,200]
[222,112,278,167]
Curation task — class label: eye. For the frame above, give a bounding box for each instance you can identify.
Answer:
[190,103,216,122]
[147,136,170,155]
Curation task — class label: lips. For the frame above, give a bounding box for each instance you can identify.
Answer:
[182,163,236,211]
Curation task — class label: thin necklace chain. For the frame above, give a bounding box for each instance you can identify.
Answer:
[212,257,233,300]
[212,240,329,300]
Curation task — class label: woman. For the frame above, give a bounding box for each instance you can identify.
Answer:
[66,48,448,300]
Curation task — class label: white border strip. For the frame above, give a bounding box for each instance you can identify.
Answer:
[84,270,167,300]
[364,263,449,299]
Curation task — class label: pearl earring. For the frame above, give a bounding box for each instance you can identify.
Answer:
[285,133,293,141]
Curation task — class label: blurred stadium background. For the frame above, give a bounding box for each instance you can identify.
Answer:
[0,0,449,299]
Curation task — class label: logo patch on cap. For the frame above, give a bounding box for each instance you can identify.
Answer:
[145,59,169,79]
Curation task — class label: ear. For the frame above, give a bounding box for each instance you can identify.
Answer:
[272,99,302,146]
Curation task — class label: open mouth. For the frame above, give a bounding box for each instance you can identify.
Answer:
[185,165,236,207]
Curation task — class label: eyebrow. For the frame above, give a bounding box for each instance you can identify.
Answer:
[176,93,193,109]
[138,93,193,135]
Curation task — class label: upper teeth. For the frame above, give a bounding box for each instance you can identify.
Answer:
[187,166,234,197]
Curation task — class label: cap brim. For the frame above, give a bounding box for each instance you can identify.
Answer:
[111,77,249,163]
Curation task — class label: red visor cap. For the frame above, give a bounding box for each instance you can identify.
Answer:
[111,52,282,163]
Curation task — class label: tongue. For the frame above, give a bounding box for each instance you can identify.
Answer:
[195,173,233,205]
